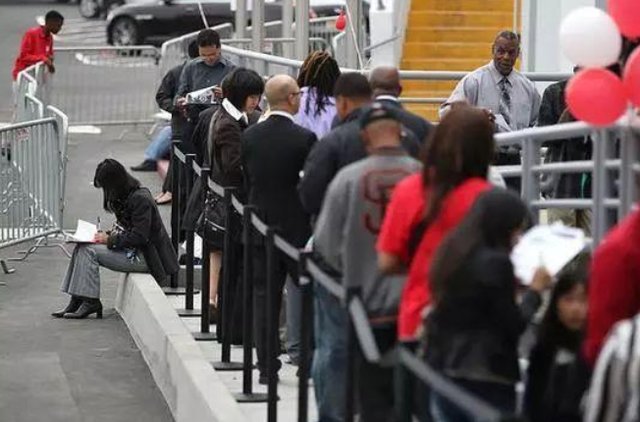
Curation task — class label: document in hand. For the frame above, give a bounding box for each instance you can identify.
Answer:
[69,220,97,243]
[511,223,587,285]
[186,85,219,105]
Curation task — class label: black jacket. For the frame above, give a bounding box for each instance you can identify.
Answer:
[242,114,317,247]
[376,97,433,144]
[156,63,187,140]
[425,248,542,385]
[107,187,178,284]
[298,107,421,216]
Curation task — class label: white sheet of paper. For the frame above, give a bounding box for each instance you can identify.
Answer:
[510,223,587,285]
[69,220,97,243]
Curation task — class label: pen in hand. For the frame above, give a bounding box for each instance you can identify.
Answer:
[97,216,101,232]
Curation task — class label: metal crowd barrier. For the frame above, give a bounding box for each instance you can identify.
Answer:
[0,117,66,252]
[168,140,523,422]
[50,46,160,125]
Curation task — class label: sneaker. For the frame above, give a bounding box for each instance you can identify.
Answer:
[130,160,157,172]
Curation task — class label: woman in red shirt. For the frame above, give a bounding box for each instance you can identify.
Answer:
[377,104,496,340]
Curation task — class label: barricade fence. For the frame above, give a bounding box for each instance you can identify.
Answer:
[169,140,530,422]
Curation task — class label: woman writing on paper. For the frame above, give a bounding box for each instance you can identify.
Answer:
[424,189,553,421]
[53,159,178,319]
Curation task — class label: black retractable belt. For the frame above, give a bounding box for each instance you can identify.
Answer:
[176,153,201,317]
[232,205,268,403]
[212,187,243,370]
[193,168,216,341]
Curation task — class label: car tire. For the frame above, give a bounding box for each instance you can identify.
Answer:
[109,17,140,46]
[79,0,102,19]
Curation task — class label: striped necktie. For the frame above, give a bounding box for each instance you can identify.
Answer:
[498,77,512,127]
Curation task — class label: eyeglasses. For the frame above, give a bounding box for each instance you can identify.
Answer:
[290,91,302,97]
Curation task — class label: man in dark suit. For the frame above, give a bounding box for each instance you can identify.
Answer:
[369,66,433,144]
[242,74,317,384]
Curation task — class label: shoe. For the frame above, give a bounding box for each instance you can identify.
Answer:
[63,298,103,319]
[208,303,218,324]
[259,372,279,385]
[52,295,83,318]
[155,192,172,205]
[130,160,157,172]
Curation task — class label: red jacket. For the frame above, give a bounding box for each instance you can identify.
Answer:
[584,207,640,365]
[12,26,53,81]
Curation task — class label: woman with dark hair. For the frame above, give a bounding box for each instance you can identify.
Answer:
[525,256,590,422]
[53,159,178,319]
[202,67,264,322]
[425,189,552,421]
[377,103,498,341]
[294,50,341,139]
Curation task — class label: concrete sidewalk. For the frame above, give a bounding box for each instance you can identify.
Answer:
[0,127,174,422]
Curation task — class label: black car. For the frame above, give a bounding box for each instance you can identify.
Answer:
[106,0,284,46]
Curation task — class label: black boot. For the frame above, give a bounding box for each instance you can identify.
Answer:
[52,295,83,318]
[63,298,103,319]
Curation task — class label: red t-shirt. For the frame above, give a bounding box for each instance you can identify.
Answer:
[377,175,490,339]
[12,26,53,80]
[584,207,640,365]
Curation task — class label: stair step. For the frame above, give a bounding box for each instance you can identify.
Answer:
[413,0,516,12]
[405,26,505,43]
[403,103,442,122]
[403,41,493,59]
[400,58,488,71]
[408,11,514,27]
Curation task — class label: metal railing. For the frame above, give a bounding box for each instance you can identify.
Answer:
[169,140,522,422]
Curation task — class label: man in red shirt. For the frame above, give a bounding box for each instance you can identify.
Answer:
[12,10,64,81]
[584,206,640,365]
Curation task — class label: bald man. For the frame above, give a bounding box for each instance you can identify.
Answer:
[241,74,317,384]
[369,66,433,143]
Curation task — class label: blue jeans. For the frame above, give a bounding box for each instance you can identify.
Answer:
[144,125,172,161]
[430,378,515,422]
[312,283,347,422]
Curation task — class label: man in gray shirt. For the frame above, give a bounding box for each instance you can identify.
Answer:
[313,102,421,422]
[441,30,541,191]
[174,28,235,152]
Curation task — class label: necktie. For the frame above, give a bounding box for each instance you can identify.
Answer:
[498,77,512,127]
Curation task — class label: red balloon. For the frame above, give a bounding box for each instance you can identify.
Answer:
[623,47,640,107]
[566,68,628,126]
[335,10,346,31]
[609,0,640,38]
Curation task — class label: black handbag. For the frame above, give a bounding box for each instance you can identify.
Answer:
[195,190,226,242]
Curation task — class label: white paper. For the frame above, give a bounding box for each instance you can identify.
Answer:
[180,234,203,260]
[69,220,97,243]
[186,85,219,105]
[510,223,587,285]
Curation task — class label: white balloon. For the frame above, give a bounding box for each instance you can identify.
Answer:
[559,6,622,68]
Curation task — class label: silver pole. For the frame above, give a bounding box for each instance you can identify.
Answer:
[236,0,247,39]
[345,0,363,69]
[282,0,294,59]
[251,0,265,53]
[295,0,309,61]
[591,129,608,244]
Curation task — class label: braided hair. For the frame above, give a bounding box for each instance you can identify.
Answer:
[296,51,341,117]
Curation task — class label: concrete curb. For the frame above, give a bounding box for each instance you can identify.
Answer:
[115,274,244,422]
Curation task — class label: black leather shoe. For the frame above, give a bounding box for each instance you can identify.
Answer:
[63,299,103,319]
[52,295,82,318]
[130,160,157,172]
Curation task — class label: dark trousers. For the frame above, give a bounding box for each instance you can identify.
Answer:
[356,325,397,422]
[495,151,521,193]
[252,245,297,374]
[430,379,515,422]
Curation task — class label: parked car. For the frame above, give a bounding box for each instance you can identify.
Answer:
[79,0,125,19]
[308,0,370,19]
[106,0,284,46]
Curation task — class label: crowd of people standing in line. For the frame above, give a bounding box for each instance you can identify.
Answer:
[41,23,640,422]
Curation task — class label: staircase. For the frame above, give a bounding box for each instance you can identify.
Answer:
[400,0,519,121]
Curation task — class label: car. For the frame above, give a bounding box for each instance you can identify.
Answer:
[307,0,370,19]
[106,0,284,46]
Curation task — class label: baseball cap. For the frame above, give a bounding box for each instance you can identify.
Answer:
[359,102,400,129]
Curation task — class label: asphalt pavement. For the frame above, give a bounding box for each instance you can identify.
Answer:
[0,4,175,421]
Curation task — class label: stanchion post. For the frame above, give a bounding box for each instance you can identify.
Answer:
[177,153,201,317]
[193,168,216,341]
[265,227,279,422]
[168,140,181,291]
[344,285,360,422]
[394,354,412,422]
[233,205,268,402]
[297,251,313,422]
[212,187,243,370]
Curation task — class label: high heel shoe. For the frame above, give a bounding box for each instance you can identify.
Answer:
[52,295,83,318]
[63,298,103,319]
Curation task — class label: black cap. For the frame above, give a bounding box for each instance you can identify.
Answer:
[359,102,400,129]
